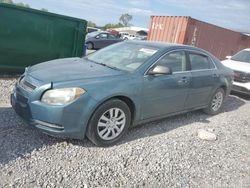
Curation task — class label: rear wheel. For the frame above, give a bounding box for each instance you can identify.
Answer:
[86,99,131,147]
[203,88,225,115]
[86,42,94,50]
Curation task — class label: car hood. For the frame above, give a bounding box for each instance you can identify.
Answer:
[27,57,125,83]
[221,59,250,73]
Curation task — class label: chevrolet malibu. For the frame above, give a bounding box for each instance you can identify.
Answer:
[11,41,233,146]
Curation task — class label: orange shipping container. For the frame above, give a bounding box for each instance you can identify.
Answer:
[148,16,250,59]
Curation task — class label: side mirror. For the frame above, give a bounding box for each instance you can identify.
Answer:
[148,65,172,75]
[226,55,232,59]
[95,35,100,39]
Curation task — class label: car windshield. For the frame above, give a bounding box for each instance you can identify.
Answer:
[231,50,250,63]
[85,42,159,72]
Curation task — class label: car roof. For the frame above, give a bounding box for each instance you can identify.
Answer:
[100,31,110,34]
[125,40,205,52]
[89,31,109,34]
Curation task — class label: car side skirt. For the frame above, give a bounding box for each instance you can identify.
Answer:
[132,105,208,126]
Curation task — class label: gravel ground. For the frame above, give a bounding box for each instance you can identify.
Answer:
[0,77,17,104]
[0,78,249,188]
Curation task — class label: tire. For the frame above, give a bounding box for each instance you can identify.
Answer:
[86,42,94,50]
[203,88,225,115]
[86,99,131,147]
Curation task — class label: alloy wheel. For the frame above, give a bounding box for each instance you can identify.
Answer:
[211,91,223,111]
[97,108,126,140]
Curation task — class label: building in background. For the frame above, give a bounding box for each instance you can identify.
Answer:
[112,26,148,37]
[147,16,250,59]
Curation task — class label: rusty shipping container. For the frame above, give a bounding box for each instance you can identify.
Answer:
[148,16,250,59]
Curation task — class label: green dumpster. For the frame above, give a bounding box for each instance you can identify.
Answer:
[0,3,87,73]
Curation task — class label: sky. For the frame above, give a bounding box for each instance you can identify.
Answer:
[12,0,250,32]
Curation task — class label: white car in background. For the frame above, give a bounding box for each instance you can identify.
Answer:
[221,48,250,95]
[119,32,136,40]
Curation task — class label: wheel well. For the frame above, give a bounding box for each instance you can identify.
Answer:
[92,96,136,125]
[220,85,227,94]
[86,96,136,135]
[115,96,135,124]
[86,41,94,48]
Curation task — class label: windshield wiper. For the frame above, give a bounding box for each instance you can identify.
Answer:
[93,62,121,71]
[85,57,121,71]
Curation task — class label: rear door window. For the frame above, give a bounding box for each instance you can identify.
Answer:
[108,34,117,39]
[189,53,214,70]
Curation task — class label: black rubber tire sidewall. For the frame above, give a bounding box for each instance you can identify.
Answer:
[86,99,131,147]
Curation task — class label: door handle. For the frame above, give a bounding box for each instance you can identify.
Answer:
[212,74,219,78]
[178,77,189,84]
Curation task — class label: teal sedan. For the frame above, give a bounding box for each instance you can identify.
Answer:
[11,41,233,146]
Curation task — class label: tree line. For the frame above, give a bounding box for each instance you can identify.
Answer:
[0,0,48,11]
[88,13,133,30]
[1,0,133,30]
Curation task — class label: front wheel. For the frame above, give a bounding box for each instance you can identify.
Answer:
[86,99,131,147]
[203,88,225,115]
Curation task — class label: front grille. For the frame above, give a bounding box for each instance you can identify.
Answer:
[233,71,250,83]
[12,92,31,120]
[16,92,28,104]
[19,77,36,92]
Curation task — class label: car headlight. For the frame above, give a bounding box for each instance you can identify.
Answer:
[41,87,86,105]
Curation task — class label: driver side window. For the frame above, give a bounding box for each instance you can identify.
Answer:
[157,51,187,72]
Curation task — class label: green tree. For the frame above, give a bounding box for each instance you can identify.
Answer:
[119,13,133,27]
[0,0,14,4]
[87,21,97,28]
[40,8,48,12]
[0,0,48,11]
[15,2,30,8]
[0,0,30,7]
[103,22,124,30]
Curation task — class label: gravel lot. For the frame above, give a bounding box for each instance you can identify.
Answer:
[0,78,249,187]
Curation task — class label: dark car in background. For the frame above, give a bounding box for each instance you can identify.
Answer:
[11,41,233,146]
[85,31,123,50]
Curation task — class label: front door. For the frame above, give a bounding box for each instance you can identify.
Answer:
[95,33,108,48]
[142,50,191,119]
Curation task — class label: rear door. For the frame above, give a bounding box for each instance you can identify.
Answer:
[142,50,191,119]
[185,51,218,109]
[107,34,121,45]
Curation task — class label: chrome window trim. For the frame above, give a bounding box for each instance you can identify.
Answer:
[144,49,217,76]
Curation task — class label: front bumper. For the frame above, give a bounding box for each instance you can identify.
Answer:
[11,84,97,139]
[232,81,250,95]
